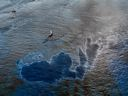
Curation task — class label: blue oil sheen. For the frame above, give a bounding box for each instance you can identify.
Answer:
[76,66,85,79]
[21,61,61,83]
[21,52,74,83]
[109,40,128,96]
[20,52,87,83]
[109,59,128,96]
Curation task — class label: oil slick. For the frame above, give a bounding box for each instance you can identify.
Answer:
[17,52,88,83]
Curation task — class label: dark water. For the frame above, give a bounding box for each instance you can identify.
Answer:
[20,52,76,83]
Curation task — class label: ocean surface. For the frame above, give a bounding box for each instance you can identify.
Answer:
[0,0,128,96]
